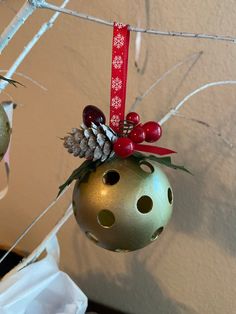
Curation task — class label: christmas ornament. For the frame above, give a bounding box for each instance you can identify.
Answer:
[59,22,190,252]
[0,104,11,161]
[72,155,173,251]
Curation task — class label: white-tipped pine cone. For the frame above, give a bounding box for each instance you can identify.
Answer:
[63,123,118,162]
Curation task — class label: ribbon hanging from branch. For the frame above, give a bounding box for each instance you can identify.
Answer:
[109,22,130,133]
[109,22,175,156]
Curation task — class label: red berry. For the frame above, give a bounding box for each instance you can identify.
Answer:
[129,125,146,143]
[83,105,106,127]
[126,112,140,125]
[142,121,162,142]
[113,137,134,158]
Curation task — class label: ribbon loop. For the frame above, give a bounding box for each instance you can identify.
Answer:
[109,22,175,156]
[109,22,130,133]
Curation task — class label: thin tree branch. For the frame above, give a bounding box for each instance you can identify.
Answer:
[0,0,70,92]
[0,184,70,265]
[3,204,73,279]
[35,1,236,44]
[1,0,235,59]
[159,81,236,125]
[0,1,36,54]
[130,51,203,112]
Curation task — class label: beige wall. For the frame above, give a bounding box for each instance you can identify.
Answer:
[1,1,236,313]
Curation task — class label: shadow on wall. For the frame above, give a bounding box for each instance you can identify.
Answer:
[141,47,236,257]
[169,116,236,256]
[70,232,197,314]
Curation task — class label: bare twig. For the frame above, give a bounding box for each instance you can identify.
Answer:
[1,0,235,59]
[0,185,70,265]
[159,80,236,125]
[0,70,47,91]
[35,1,236,44]
[166,51,203,108]
[0,0,70,92]
[130,51,203,112]
[0,1,36,54]
[3,204,73,279]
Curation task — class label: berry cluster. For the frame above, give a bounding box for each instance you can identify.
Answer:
[82,106,163,159]
[114,112,162,158]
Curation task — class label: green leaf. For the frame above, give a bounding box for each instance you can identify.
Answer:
[0,75,24,87]
[133,152,192,174]
[57,159,101,197]
[132,152,145,160]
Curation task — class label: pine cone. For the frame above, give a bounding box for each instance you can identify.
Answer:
[63,123,118,162]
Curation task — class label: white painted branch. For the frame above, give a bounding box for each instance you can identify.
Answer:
[35,1,236,44]
[129,51,203,112]
[3,204,73,279]
[159,81,236,125]
[0,0,70,92]
[0,1,36,54]
[0,184,70,265]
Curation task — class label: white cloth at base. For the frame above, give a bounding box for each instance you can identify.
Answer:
[0,237,87,314]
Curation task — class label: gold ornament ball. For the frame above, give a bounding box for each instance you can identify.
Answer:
[0,105,11,161]
[73,156,173,252]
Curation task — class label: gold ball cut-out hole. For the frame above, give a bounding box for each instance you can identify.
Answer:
[115,249,130,253]
[139,161,154,174]
[85,231,99,243]
[151,227,164,241]
[137,195,153,214]
[103,170,120,185]
[168,187,173,204]
[97,209,115,228]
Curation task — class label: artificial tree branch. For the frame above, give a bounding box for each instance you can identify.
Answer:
[159,80,236,125]
[0,1,36,54]
[129,51,203,112]
[36,1,236,44]
[0,184,70,265]
[3,204,73,279]
[0,0,70,92]
[1,0,235,61]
